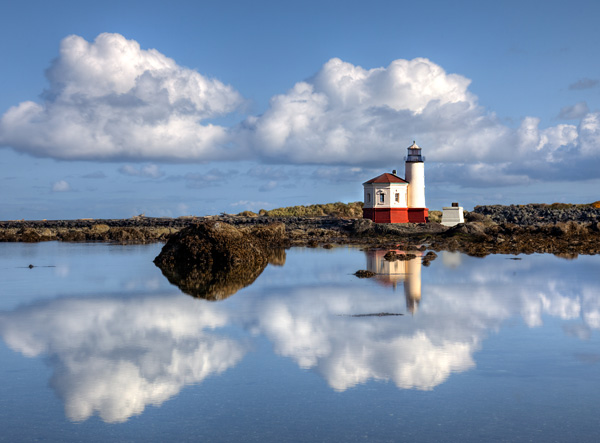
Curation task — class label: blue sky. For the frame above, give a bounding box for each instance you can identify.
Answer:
[1,0,599,219]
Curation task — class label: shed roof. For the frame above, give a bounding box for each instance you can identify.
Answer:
[363,173,408,185]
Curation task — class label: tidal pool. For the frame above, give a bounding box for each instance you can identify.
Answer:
[1,242,599,442]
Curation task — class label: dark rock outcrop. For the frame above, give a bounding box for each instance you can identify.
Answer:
[153,221,287,300]
[421,251,438,266]
[428,219,600,257]
[383,251,417,261]
[473,203,600,226]
[354,270,376,278]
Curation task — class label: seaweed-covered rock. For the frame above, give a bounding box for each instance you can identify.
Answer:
[422,251,438,266]
[154,221,287,300]
[354,270,376,278]
[383,251,417,261]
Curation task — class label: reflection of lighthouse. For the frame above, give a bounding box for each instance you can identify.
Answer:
[365,250,423,314]
[404,256,421,314]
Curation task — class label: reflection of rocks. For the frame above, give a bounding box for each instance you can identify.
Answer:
[354,270,376,278]
[153,221,287,300]
[384,251,417,261]
[421,251,438,266]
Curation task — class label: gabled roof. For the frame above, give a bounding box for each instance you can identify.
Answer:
[363,173,409,185]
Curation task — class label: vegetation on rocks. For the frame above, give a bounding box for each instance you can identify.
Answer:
[0,218,186,243]
[247,201,363,218]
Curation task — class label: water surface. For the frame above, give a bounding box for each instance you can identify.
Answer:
[1,242,599,442]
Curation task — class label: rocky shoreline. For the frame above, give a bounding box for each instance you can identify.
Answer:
[1,204,600,257]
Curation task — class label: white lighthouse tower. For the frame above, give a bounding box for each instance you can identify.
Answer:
[404,141,428,223]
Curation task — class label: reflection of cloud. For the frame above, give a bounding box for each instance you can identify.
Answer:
[0,295,245,423]
[322,332,475,391]
[54,264,70,278]
[2,252,600,422]
[248,285,477,391]
[441,251,462,268]
[244,253,600,393]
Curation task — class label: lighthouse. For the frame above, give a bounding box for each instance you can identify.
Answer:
[362,141,429,223]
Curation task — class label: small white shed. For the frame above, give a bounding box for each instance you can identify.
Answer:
[441,203,464,227]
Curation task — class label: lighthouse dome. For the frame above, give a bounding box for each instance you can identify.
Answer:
[406,141,424,162]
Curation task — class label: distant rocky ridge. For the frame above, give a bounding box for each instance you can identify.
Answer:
[473,203,600,226]
[0,217,187,243]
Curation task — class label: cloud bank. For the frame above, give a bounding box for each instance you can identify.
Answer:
[0,33,243,162]
[243,58,600,184]
[1,33,600,185]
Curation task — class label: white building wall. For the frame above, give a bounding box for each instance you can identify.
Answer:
[364,183,408,209]
[390,184,408,208]
[364,185,374,208]
[375,186,390,208]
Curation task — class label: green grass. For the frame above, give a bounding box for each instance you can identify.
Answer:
[237,202,364,218]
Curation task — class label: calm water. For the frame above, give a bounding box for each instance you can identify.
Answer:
[1,242,600,442]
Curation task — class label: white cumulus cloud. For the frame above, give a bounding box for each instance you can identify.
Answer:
[0,33,244,162]
[241,57,519,166]
[2,36,600,185]
[241,57,600,184]
[52,180,71,192]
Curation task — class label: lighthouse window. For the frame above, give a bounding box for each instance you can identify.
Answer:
[379,194,385,203]
[367,193,371,203]
[395,193,399,203]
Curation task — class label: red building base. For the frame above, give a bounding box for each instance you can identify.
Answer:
[363,207,429,224]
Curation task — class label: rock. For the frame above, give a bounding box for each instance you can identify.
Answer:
[464,211,486,222]
[474,203,600,226]
[384,251,417,261]
[422,251,438,267]
[58,229,87,242]
[354,270,376,278]
[154,221,287,299]
[19,228,42,242]
[350,218,374,235]
[383,251,397,261]
[90,224,110,234]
